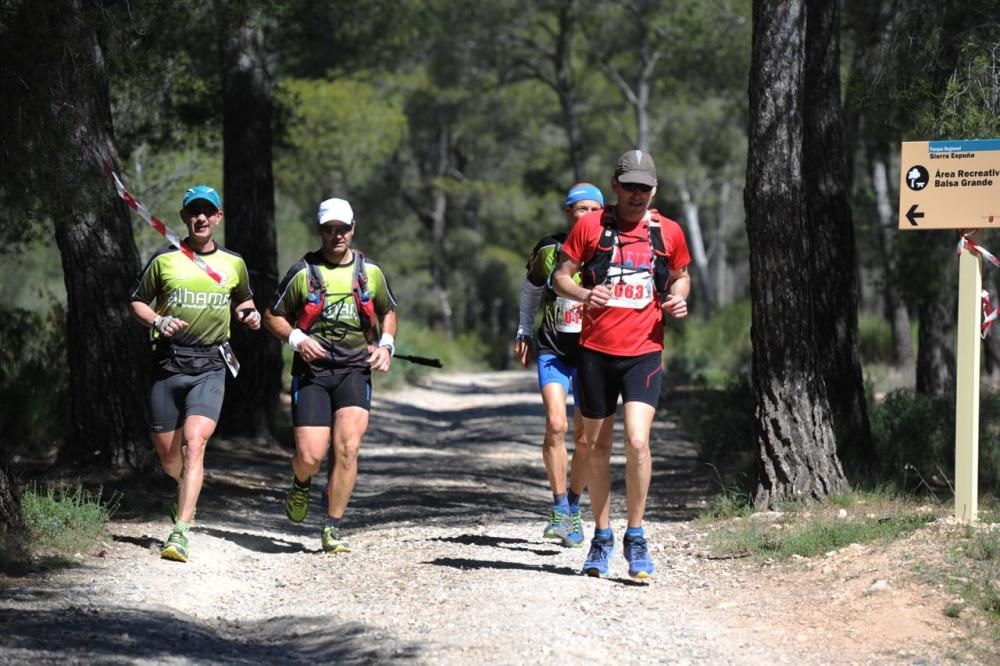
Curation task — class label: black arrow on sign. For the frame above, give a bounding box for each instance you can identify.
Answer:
[906,204,924,226]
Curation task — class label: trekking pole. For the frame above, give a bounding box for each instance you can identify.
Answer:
[394,354,443,368]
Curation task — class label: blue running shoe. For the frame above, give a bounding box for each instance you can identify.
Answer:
[560,509,585,548]
[543,507,571,540]
[582,536,614,577]
[623,535,655,579]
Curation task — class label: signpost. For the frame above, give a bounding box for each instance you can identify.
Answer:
[898,140,1000,523]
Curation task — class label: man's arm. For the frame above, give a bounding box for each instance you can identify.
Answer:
[263,308,326,362]
[513,278,543,368]
[130,300,188,336]
[233,297,261,330]
[661,266,690,319]
[552,254,612,307]
[369,308,397,373]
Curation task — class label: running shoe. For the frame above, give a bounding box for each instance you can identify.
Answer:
[321,526,351,554]
[284,478,310,523]
[543,507,571,540]
[582,536,614,577]
[560,508,585,548]
[623,534,655,579]
[160,527,189,563]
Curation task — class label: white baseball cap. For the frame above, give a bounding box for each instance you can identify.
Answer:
[317,197,354,225]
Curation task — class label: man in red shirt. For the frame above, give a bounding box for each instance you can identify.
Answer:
[552,149,691,579]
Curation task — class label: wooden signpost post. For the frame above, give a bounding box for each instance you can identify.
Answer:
[898,139,1000,523]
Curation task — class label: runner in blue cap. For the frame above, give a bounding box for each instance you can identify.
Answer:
[514,183,604,547]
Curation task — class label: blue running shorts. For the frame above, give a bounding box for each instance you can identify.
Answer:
[536,353,581,405]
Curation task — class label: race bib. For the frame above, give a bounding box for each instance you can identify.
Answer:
[553,296,583,333]
[605,269,654,309]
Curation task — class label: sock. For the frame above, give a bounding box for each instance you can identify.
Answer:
[325,515,342,529]
[174,519,191,533]
[552,493,569,512]
[595,527,612,541]
[625,526,644,540]
[293,475,311,488]
[567,491,582,512]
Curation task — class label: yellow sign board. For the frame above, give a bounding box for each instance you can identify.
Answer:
[899,140,1000,229]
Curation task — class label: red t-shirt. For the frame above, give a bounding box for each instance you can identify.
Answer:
[561,208,691,356]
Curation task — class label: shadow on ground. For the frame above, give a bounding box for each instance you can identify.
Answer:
[0,606,421,664]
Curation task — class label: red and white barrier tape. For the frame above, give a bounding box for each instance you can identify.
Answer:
[958,232,999,338]
[81,140,223,283]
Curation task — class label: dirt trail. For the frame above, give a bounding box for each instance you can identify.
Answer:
[0,371,981,664]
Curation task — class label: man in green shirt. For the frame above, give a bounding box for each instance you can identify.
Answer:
[130,184,261,563]
[264,197,398,554]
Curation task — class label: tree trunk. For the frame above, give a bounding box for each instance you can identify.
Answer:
[869,142,914,369]
[745,0,849,509]
[220,3,282,437]
[677,180,714,316]
[915,233,956,397]
[0,456,24,534]
[803,0,874,474]
[41,1,151,469]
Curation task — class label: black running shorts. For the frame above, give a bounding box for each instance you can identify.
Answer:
[149,368,226,433]
[577,348,663,419]
[291,370,372,427]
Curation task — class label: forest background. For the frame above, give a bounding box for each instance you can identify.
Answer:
[3,0,1000,514]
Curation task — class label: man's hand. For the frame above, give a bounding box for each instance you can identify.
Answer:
[288,328,326,362]
[513,338,532,368]
[239,308,261,330]
[153,315,189,337]
[368,345,392,372]
[585,284,613,308]
[661,294,688,319]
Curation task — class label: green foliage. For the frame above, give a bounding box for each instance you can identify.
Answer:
[858,313,893,365]
[663,299,752,386]
[869,388,1000,495]
[679,375,755,495]
[0,306,69,454]
[20,482,116,555]
[708,511,935,560]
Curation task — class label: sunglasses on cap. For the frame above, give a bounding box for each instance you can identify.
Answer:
[619,182,654,193]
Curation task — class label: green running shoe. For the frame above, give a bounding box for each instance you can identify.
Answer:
[560,509,586,548]
[543,507,571,539]
[284,478,310,523]
[160,527,189,563]
[321,525,351,554]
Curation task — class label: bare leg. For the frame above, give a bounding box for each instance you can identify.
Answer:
[327,406,369,519]
[292,425,331,482]
[580,414,616,530]
[175,415,218,523]
[622,401,656,528]
[540,383,570,495]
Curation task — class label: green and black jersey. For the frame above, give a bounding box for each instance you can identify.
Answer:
[130,242,253,373]
[271,250,397,377]
[526,232,583,364]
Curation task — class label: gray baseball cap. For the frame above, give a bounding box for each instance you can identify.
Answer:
[614,150,657,186]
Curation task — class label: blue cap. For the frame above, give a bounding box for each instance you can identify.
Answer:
[182,185,222,209]
[564,183,604,207]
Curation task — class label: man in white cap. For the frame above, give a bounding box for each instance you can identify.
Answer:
[552,150,691,579]
[263,197,398,554]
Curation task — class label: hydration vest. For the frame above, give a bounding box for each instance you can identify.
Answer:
[580,208,671,295]
[296,251,379,342]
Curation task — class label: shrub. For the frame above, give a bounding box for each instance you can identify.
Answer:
[20,482,117,555]
[0,306,69,455]
[663,299,751,387]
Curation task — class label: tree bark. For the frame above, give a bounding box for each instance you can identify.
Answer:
[220,3,282,437]
[745,0,849,509]
[915,233,956,397]
[803,0,874,473]
[0,455,24,534]
[32,0,152,469]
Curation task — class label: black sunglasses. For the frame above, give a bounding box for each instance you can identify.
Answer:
[319,224,353,235]
[619,182,653,193]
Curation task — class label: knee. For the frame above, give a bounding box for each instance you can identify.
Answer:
[332,439,361,468]
[624,436,650,457]
[182,437,208,465]
[544,416,569,443]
